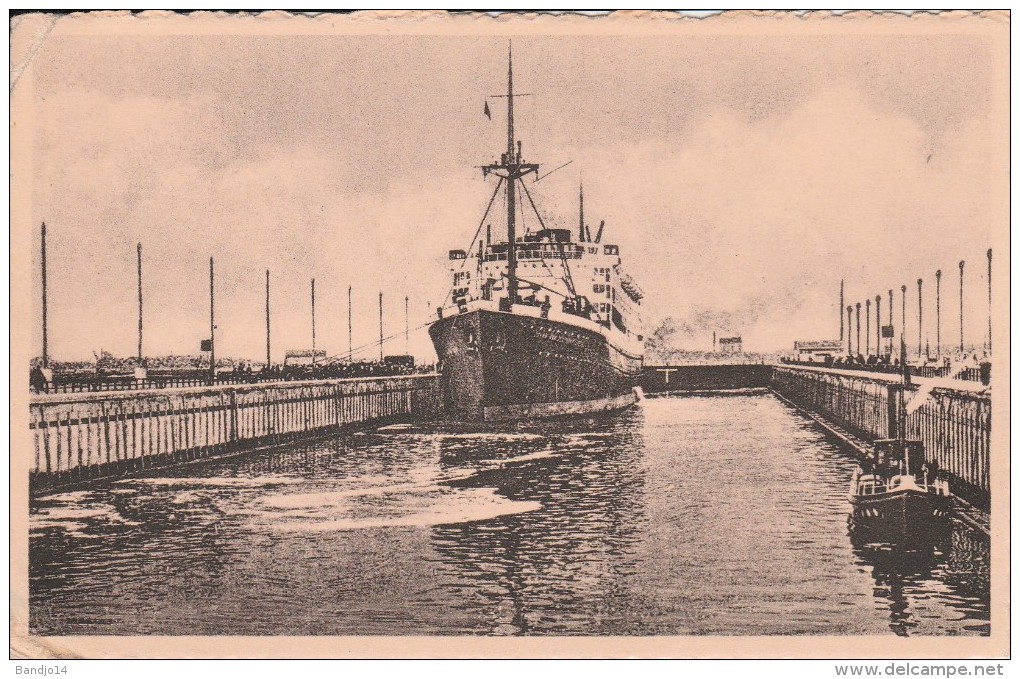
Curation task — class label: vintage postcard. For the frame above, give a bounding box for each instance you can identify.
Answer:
[9,10,1009,660]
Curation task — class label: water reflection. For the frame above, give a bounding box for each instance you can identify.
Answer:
[852,526,990,637]
[29,396,990,636]
[430,409,647,635]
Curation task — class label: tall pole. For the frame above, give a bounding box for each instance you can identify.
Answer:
[137,242,143,362]
[887,289,893,357]
[839,279,844,342]
[404,295,409,355]
[846,306,853,355]
[875,295,882,356]
[265,269,271,367]
[348,285,353,361]
[379,291,384,362]
[959,260,965,352]
[900,284,907,359]
[917,278,923,358]
[39,222,47,367]
[935,269,942,359]
[987,248,992,354]
[505,44,518,308]
[578,181,586,242]
[39,221,48,371]
[311,278,316,366]
[865,299,871,355]
[855,303,861,356]
[209,257,215,383]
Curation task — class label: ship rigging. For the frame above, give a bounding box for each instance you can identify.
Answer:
[429,44,645,421]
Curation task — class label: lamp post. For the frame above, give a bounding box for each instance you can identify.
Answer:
[839,279,844,343]
[311,278,317,367]
[887,289,893,358]
[987,248,992,354]
[265,270,271,368]
[209,257,215,384]
[846,306,853,355]
[41,222,48,369]
[959,260,965,352]
[875,295,882,357]
[855,302,861,357]
[935,269,942,359]
[917,278,923,358]
[865,299,871,355]
[137,243,143,362]
[900,284,907,360]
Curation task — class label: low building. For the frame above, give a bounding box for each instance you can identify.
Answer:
[718,336,743,353]
[793,340,843,362]
[284,349,327,367]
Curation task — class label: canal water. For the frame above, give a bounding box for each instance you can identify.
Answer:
[29,395,990,636]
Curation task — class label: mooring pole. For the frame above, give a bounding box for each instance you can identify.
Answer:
[209,256,215,384]
[41,222,48,368]
[958,260,965,352]
[265,269,271,368]
[935,269,942,359]
[137,242,143,362]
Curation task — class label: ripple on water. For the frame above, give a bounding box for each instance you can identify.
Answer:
[28,395,990,637]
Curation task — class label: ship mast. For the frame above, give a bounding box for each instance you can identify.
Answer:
[898,336,911,473]
[505,46,519,307]
[578,181,585,242]
[484,43,539,310]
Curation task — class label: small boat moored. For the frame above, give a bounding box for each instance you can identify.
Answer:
[848,339,953,547]
[849,438,952,546]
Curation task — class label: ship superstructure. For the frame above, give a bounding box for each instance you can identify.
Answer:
[429,46,645,421]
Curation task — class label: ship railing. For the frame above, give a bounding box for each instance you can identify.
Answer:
[854,472,949,497]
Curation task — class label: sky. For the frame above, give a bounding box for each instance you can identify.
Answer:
[22,16,1008,361]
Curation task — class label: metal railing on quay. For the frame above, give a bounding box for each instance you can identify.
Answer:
[777,359,988,385]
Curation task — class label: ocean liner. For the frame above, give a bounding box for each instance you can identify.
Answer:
[429,48,645,421]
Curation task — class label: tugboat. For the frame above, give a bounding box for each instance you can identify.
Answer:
[848,340,953,546]
[428,46,645,421]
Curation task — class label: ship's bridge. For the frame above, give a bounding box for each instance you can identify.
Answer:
[445,226,642,342]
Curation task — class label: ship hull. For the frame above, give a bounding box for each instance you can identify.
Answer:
[429,309,643,421]
[849,489,953,546]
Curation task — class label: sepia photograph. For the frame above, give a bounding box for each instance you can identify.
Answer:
[8,9,1009,661]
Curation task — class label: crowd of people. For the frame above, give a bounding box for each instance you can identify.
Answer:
[30,356,435,393]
